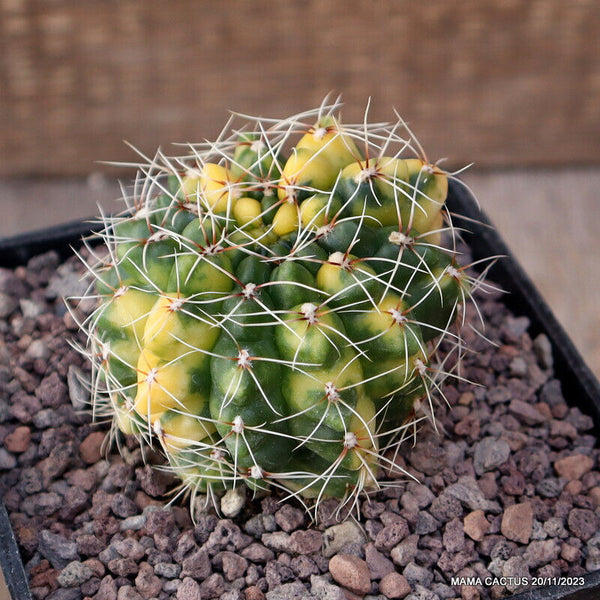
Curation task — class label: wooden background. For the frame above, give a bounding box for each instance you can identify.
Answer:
[1,0,599,176]
[1,1,600,377]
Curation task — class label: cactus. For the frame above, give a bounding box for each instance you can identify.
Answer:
[79,99,483,513]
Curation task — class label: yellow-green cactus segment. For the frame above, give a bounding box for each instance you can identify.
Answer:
[232,196,264,228]
[336,157,408,227]
[315,252,381,308]
[295,115,361,172]
[157,410,216,453]
[168,445,231,494]
[275,303,346,366]
[284,346,364,434]
[271,201,299,237]
[96,287,157,340]
[360,351,427,404]
[133,349,210,422]
[229,133,279,185]
[278,148,337,201]
[142,294,220,362]
[344,293,424,360]
[95,287,159,387]
[168,221,235,296]
[281,392,378,498]
[403,158,448,233]
[110,392,141,436]
[104,337,143,388]
[182,163,237,213]
[409,263,468,341]
[299,194,341,230]
[421,210,445,246]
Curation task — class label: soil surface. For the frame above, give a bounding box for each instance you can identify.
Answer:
[1,249,600,600]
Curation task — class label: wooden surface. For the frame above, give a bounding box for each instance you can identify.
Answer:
[1,168,599,380]
[1,1,600,176]
[464,168,600,381]
[0,567,11,600]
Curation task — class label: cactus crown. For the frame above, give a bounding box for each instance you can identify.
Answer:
[77,99,486,516]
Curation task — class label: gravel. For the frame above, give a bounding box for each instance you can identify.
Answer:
[1,249,600,600]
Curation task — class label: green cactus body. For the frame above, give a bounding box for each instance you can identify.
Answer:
[82,101,478,512]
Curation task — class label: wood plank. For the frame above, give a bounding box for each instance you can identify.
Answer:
[1,0,599,176]
[464,168,600,381]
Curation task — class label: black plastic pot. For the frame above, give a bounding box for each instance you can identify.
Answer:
[1,182,599,600]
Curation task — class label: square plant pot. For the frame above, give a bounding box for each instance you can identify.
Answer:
[1,181,599,600]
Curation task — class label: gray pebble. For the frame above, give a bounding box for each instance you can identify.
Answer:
[181,548,211,580]
[533,334,553,369]
[120,514,147,531]
[0,398,9,423]
[46,589,83,600]
[310,574,346,600]
[32,408,58,429]
[20,298,45,318]
[566,407,594,432]
[508,399,547,425]
[473,437,511,475]
[67,365,90,410]
[266,581,313,600]
[198,573,225,598]
[26,339,50,360]
[444,476,501,513]
[154,562,182,578]
[523,539,560,568]
[176,577,200,599]
[163,579,180,594]
[504,316,530,338]
[586,547,600,572]
[322,521,366,558]
[221,486,246,518]
[535,477,564,498]
[22,492,63,517]
[414,512,440,535]
[540,379,564,406]
[501,556,530,593]
[116,585,142,600]
[403,561,434,588]
[509,357,529,377]
[530,519,548,541]
[431,583,456,599]
[442,518,464,554]
[486,385,512,405]
[45,263,88,300]
[57,561,94,588]
[405,585,440,600]
[543,517,568,539]
[110,493,138,518]
[568,508,600,541]
[429,493,464,523]
[407,483,435,508]
[262,531,292,554]
[113,538,145,561]
[38,530,80,569]
[19,467,43,494]
[0,447,17,470]
[0,293,18,318]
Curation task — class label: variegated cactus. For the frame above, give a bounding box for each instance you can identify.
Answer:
[78,99,483,513]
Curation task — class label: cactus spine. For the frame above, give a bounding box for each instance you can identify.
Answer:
[79,99,482,513]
